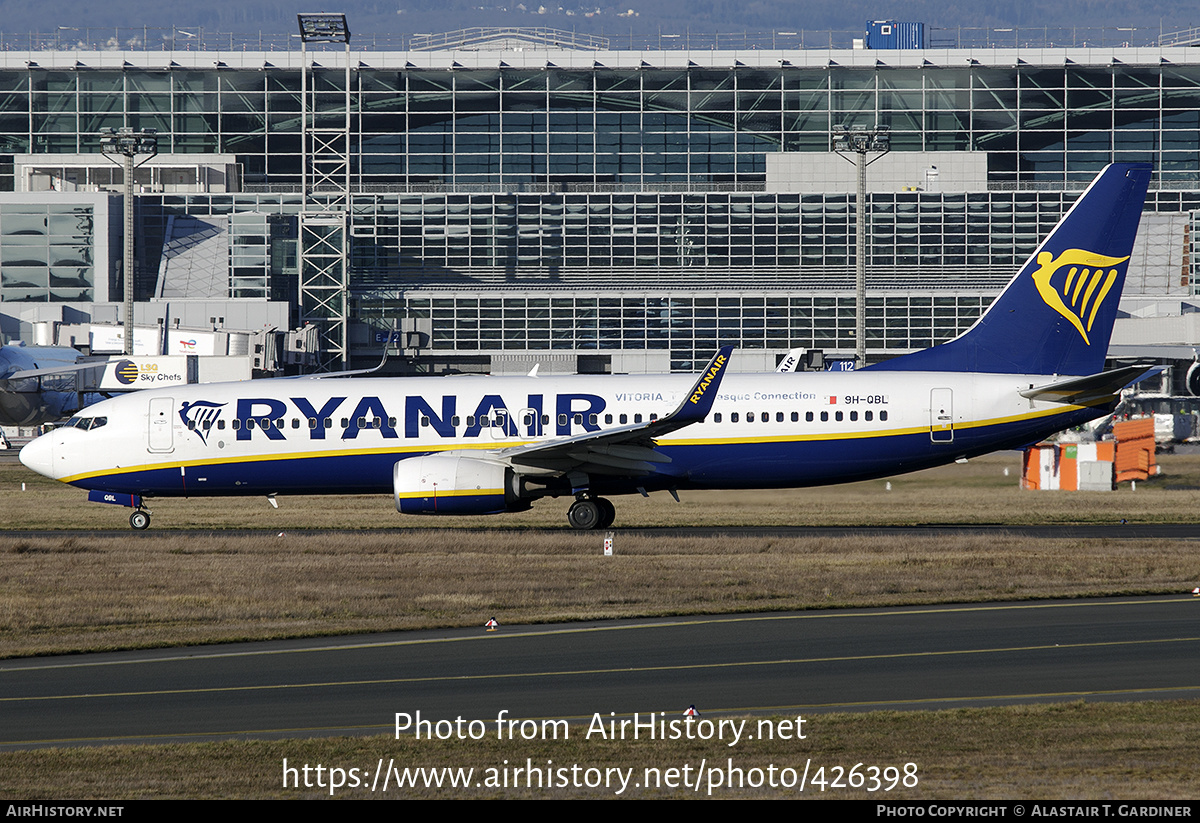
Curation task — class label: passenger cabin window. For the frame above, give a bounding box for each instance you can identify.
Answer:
[865,411,873,421]
[747,412,755,422]
[731,412,739,423]
[880,410,889,421]
[850,411,858,422]
[806,412,814,422]
[835,411,843,422]
[714,413,722,423]
[820,411,828,422]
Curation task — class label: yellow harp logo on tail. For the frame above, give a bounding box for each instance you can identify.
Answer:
[1030,249,1129,345]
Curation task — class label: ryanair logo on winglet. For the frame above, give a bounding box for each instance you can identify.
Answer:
[1031,248,1130,345]
[689,354,728,405]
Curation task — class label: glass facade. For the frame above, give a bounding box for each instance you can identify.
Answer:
[359,292,989,372]
[0,201,98,302]
[0,55,1198,188]
[0,49,1198,367]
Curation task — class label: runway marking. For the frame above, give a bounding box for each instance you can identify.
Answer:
[1,596,1192,674]
[6,683,1200,748]
[4,635,1198,703]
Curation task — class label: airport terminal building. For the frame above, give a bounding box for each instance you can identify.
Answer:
[0,28,1198,375]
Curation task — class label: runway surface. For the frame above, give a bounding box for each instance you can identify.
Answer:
[2,595,1197,749]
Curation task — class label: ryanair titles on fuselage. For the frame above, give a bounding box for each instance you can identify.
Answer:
[179,392,617,443]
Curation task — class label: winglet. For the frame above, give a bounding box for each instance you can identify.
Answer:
[669,345,733,425]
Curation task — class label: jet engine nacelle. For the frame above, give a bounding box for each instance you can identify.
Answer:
[393,454,530,515]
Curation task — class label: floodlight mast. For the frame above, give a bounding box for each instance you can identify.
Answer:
[832,124,890,366]
[297,13,350,42]
[99,127,158,355]
[296,13,353,372]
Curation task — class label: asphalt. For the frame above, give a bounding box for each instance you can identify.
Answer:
[2,594,1197,749]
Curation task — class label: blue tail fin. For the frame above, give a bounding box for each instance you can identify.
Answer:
[870,163,1152,376]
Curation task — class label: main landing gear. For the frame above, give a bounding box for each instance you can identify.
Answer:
[567,495,616,530]
[129,509,150,530]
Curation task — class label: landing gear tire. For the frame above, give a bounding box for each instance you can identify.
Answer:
[567,499,601,530]
[596,497,616,529]
[129,510,150,530]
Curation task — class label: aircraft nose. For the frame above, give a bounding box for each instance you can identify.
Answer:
[19,434,55,479]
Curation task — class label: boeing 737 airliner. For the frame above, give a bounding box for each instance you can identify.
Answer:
[20,163,1156,530]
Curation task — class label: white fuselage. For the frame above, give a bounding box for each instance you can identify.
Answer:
[20,369,1097,499]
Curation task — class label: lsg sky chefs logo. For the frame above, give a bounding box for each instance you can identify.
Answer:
[112,359,140,385]
[1031,248,1130,345]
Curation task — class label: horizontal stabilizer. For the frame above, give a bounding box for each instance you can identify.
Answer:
[1019,365,1163,405]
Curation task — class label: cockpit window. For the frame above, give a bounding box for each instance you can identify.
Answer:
[64,415,107,431]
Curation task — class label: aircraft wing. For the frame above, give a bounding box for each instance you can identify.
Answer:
[5,361,107,380]
[1019,365,1163,405]
[495,346,732,477]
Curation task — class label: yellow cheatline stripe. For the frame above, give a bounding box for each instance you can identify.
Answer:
[5,634,1198,704]
[58,403,1094,484]
[395,488,504,499]
[3,598,1192,675]
[58,440,508,484]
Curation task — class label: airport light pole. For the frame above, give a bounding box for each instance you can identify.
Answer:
[100,127,157,355]
[833,124,889,366]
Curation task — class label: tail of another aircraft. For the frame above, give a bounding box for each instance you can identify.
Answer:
[870,163,1152,376]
